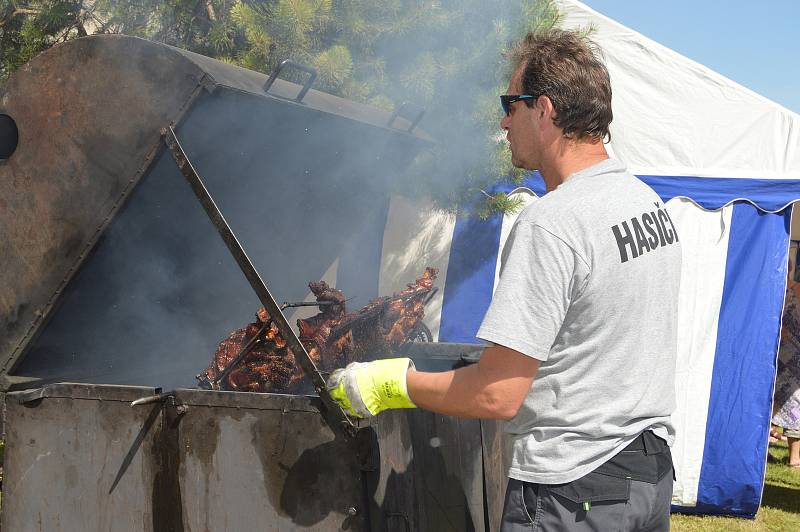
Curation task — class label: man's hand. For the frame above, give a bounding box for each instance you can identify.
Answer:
[326,358,417,418]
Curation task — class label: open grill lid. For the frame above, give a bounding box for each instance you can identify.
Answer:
[0,35,432,391]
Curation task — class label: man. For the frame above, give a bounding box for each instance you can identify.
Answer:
[328,29,681,531]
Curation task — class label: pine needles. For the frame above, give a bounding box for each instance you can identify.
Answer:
[1,0,570,217]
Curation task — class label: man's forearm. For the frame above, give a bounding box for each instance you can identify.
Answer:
[406,364,516,419]
[406,345,539,420]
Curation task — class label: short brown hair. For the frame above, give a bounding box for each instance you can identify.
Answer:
[510,29,612,141]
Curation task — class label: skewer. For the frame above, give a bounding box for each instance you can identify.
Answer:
[281,301,336,309]
[208,320,270,390]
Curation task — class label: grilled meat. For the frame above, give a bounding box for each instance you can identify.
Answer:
[198,267,438,393]
[199,318,294,393]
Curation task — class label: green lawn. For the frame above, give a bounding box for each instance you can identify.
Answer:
[671,441,800,531]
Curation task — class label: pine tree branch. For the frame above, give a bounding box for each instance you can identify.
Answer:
[13,8,40,16]
[0,7,41,29]
[206,0,217,22]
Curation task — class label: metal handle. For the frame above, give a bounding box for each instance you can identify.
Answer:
[263,59,318,102]
[387,102,425,133]
[131,389,172,406]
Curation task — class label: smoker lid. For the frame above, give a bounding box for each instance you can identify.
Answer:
[0,35,432,388]
[174,47,432,141]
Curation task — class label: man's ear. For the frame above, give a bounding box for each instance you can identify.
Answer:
[537,95,555,120]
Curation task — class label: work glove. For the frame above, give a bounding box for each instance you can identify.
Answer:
[327,358,417,418]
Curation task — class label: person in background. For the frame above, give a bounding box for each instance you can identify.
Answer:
[771,251,800,467]
[328,29,682,531]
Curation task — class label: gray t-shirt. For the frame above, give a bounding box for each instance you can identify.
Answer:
[477,158,681,485]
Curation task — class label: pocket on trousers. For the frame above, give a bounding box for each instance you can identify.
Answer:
[501,479,540,527]
[521,482,539,524]
[547,471,630,507]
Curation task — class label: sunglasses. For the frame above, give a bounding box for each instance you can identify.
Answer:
[500,94,537,116]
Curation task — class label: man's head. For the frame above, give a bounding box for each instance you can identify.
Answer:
[501,29,612,171]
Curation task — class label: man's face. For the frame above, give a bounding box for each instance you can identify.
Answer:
[501,68,541,171]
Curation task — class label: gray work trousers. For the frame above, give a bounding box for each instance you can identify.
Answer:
[500,471,673,531]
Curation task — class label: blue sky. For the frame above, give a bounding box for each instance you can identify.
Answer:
[581,0,800,114]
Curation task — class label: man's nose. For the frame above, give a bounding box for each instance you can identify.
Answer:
[500,114,510,130]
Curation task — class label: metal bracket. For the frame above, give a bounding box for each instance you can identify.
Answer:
[263,59,318,103]
[387,102,425,133]
[13,386,45,404]
[161,126,355,441]
[0,374,43,392]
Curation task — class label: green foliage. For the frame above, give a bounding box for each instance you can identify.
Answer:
[475,190,527,220]
[313,43,352,90]
[1,0,85,77]
[1,0,566,216]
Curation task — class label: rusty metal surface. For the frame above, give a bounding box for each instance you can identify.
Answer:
[0,35,209,380]
[172,389,367,531]
[2,384,368,531]
[2,384,160,531]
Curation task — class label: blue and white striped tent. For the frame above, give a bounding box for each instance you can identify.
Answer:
[375,0,800,517]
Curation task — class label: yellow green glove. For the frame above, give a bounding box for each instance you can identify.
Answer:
[326,358,416,418]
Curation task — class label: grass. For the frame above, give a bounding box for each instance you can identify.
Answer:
[671,441,800,531]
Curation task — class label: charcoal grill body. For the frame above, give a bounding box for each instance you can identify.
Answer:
[3,357,506,531]
[0,35,507,531]
[3,384,364,531]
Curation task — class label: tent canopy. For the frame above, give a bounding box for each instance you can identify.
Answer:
[559,1,800,186]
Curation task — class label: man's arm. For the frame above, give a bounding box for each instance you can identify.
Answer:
[406,344,539,420]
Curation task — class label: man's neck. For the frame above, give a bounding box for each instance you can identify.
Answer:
[539,139,610,192]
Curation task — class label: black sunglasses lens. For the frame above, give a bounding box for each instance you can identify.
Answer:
[501,95,536,115]
[501,95,512,115]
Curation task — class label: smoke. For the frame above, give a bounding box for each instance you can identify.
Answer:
[16,83,408,389]
[14,1,562,389]
[361,0,562,209]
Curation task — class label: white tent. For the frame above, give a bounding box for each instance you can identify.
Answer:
[377,0,800,517]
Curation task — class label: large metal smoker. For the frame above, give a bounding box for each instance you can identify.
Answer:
[0,36,507,531]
